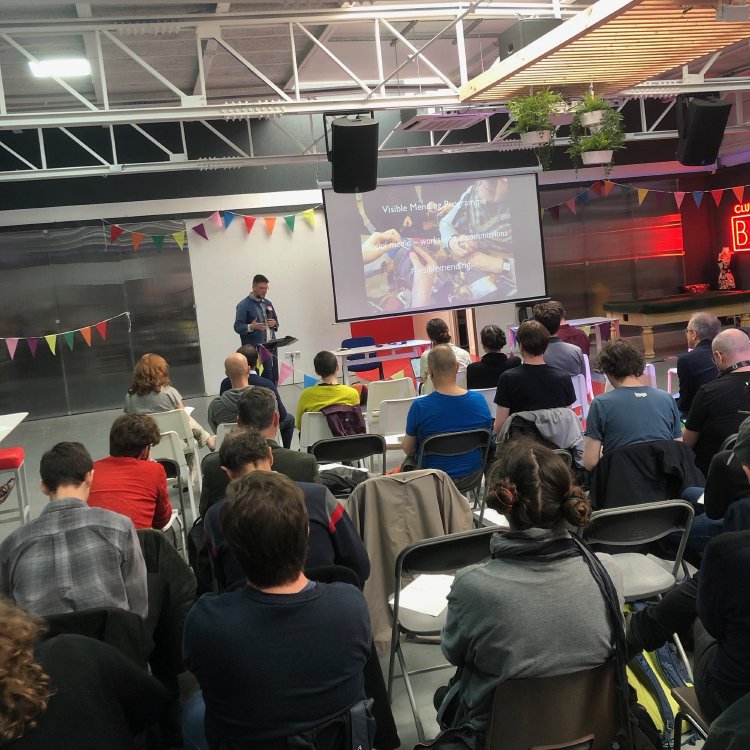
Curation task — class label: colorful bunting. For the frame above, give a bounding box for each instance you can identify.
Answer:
[578,190,590,206]
[264,217,277,235]
[27,338,38,357]
[733,186,745,203]
[302,209,315,227]
[390,369,406,381]
[62,331,75,351]
[258,346,272,365]
[152,235,165,252]
[244,216,257,234]
[172,231,186,250]
[223,212,236,230]
[44,334,57,355]
[675,192,686,209]
[303,374,317,389]
[603,180,615,197]
[284,215,296,232]
[6,338,18,359]
[590,181,604,196]
[711,189,725,207]
[132,232,145,252]
[278,361,294,385]
[110,225,125,244]
[209,211,223,229]
[549,205,560,222]
[565,198,577,215]
[620,185,631,197]
[80,327,92,347]
[637,188,649,206]
[192,223,208,240]
[693,191,704,208]
[95,321,107,341]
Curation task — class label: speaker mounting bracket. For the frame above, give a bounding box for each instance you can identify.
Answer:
[323,110,375,162]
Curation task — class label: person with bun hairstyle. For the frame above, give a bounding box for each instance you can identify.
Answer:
[466,324,521,389]
[418,318,472,394]
[436,440,623,748]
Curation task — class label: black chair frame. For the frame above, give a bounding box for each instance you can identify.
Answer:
[310,434,387,478]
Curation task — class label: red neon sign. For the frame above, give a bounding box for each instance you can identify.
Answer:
[732,202,750,252]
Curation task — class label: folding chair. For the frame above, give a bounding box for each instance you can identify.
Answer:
[470,387,497,416]
[387,527,498,741]
[149,410,203,492]
[310,434,387,477]
[150,430,198,542]
[299,411,334,452]
[341,336,385,380]
[456,369,468,389]
[417,429,492,514]
[376,396,417,451]
[570,373,590,421]
[367,378,417,432]
[667,367,679,396]
[486,662,618,750]
[672,686,710,750]
[582,352,595,401]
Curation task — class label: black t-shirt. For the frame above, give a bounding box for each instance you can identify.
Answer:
[704,450,750,520]
[494,363,575,413]
[686,372,750,475]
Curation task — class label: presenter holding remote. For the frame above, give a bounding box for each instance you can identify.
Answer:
[234,274,279,382]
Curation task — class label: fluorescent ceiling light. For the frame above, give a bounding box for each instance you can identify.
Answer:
[29,58,91,78]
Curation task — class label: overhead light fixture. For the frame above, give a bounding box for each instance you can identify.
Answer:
[29,58,91,78]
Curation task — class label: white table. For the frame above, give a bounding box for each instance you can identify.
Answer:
[0,412,28,444]
[509,316,619,355]
[334,339,430,385]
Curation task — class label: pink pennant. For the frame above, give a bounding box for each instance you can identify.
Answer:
[259,345,272,364]
[565,198,577,215]
[5,338,19,359]
[733,186,745,204]
[209,211,223,229]
[278,360,294,385]
[675,192,686,209]
[711,189,725,207]
[192,223,208,240]
[27,338,38,357]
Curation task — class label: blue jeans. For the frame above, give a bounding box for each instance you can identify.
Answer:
[182,691,209,750]
[682,486,724,558]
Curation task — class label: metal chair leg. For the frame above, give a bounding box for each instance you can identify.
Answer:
[396,642,426,742]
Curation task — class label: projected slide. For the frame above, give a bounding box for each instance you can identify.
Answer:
[323,172,546,322]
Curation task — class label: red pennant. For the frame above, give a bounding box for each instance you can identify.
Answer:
[590,181,604,196]
[80,327,92,347]
[549,205,560,221]
[192,223,208,240]
[95,321,107,341]
[732,186,745,204]
[110,225,124,244]
[675,192,686,209]
[711,189,725,207]
[244,216,257,234]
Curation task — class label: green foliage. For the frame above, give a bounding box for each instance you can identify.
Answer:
[507,88,564,135]
[577,92,610,114]
[567,106,626,175]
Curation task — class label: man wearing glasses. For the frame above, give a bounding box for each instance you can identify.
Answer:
[677,313,721,417]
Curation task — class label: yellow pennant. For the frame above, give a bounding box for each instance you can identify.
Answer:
[44,334,57,355]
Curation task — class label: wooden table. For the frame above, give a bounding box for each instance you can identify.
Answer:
[604,290,750,358]
[334,340,430,385]
[0,412,28,444]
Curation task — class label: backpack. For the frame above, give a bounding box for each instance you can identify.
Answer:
[321,403,366,437]
[187,516,214,597]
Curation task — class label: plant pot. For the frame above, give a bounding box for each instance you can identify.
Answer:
[581,149,614,165]
[581,110,605,129]
[520,129,552,145]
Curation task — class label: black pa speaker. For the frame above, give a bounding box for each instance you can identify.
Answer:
[676,95,732,166]
[331,116,379,193]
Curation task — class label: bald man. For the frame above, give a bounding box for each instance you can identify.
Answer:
[684,328,750,475]
[208,352,295,447]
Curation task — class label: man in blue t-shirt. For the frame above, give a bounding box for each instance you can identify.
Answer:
[583,340,682,471]
[403,345,493,478]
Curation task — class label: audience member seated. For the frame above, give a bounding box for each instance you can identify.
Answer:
[204,431,369,591]
[466,324,520,389]
[533,300,586,377]
[684,328,750,476]
[403,345,493,479]
[677,312,721,416]
[556,302,591,355]
[87,414,172,531]
[435,441,622,750]
[214,346,295,448]
[493,320,575,435]
[124,352,215,451]
[183,471,372,750]
[583,340,682,471]
[208,352,253,432]
[418,318,473,394]
[627,530,750,722]
[0,599,170,750]
[295,350,361,429]
[0,442,148,618]
[200,387,318,515]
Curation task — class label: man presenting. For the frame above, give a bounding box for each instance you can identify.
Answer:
[234,274,279,382]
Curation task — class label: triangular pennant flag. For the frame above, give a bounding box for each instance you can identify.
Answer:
[620,185,631,197]
[278,361,294,385]
[733,186,745,203]
[590,181,604,196]
[578,190,590,206]
[264,217,277,235]
[566,198,577,215]
[302,208,315,227]
[62,331,75,351]
[152,235,165,252]
[209,211,223,229]
[693,191,704,208]
[675,192,686,209]
[258,346,272,365]
[549,205,560,222]
[390,369,406,381]
[303,374,317,389]
[110,225,125,244]
[581,326,591,336]
[132,232,145,252]
[45,334,57,355]
[5,338,19,359]
[656,192,665,209]
[244,216,257,234]
[223,211,236,230]
[192,223,208,240]
[711,189,725,207]
[540,207,545,220]
[603,180,615,197]
[172,231,186,250]
[257,362,264,377]
[27,338,38,357]
[637,188,649,206]
[284,215,296,232]
[80,327,92,347]
[95,321,107,341]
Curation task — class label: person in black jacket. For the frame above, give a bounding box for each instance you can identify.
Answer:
[677,313,720,417]
[466,324,521,389]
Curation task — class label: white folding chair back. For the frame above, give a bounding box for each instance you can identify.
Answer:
[215,422,236,449]
[570,374,589,421]
[643,362,657,389]
[582,352,595,401]
[367,378,417,430]
[471,388,497,416]
[148,409,202,491]
[378,397,418,449]
[456,369,468,389]
[667,367,679,395]
[299,411,334,451]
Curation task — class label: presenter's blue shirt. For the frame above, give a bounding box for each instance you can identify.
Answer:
[233,295,279,346]
[406,390,493,477]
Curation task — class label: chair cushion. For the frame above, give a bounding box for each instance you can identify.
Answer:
[0,447,24,470]
[601,552,676,600]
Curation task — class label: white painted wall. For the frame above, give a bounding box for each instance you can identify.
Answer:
[473,302,521,351]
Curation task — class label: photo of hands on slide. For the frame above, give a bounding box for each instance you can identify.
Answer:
[324,172,545,322]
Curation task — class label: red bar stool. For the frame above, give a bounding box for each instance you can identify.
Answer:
[0,447,31,527]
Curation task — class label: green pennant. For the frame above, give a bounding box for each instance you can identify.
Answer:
[152,235,165,252]
[284,215,296,232]
[62,331,75,351]
[620,185,631,197]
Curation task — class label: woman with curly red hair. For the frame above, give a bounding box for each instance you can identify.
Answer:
[125,353,216,452]
[0,599,169,748]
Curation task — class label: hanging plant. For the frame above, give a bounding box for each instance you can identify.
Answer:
[567,104,625,176]
[575,92,611,129]
[507,88,565,170]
